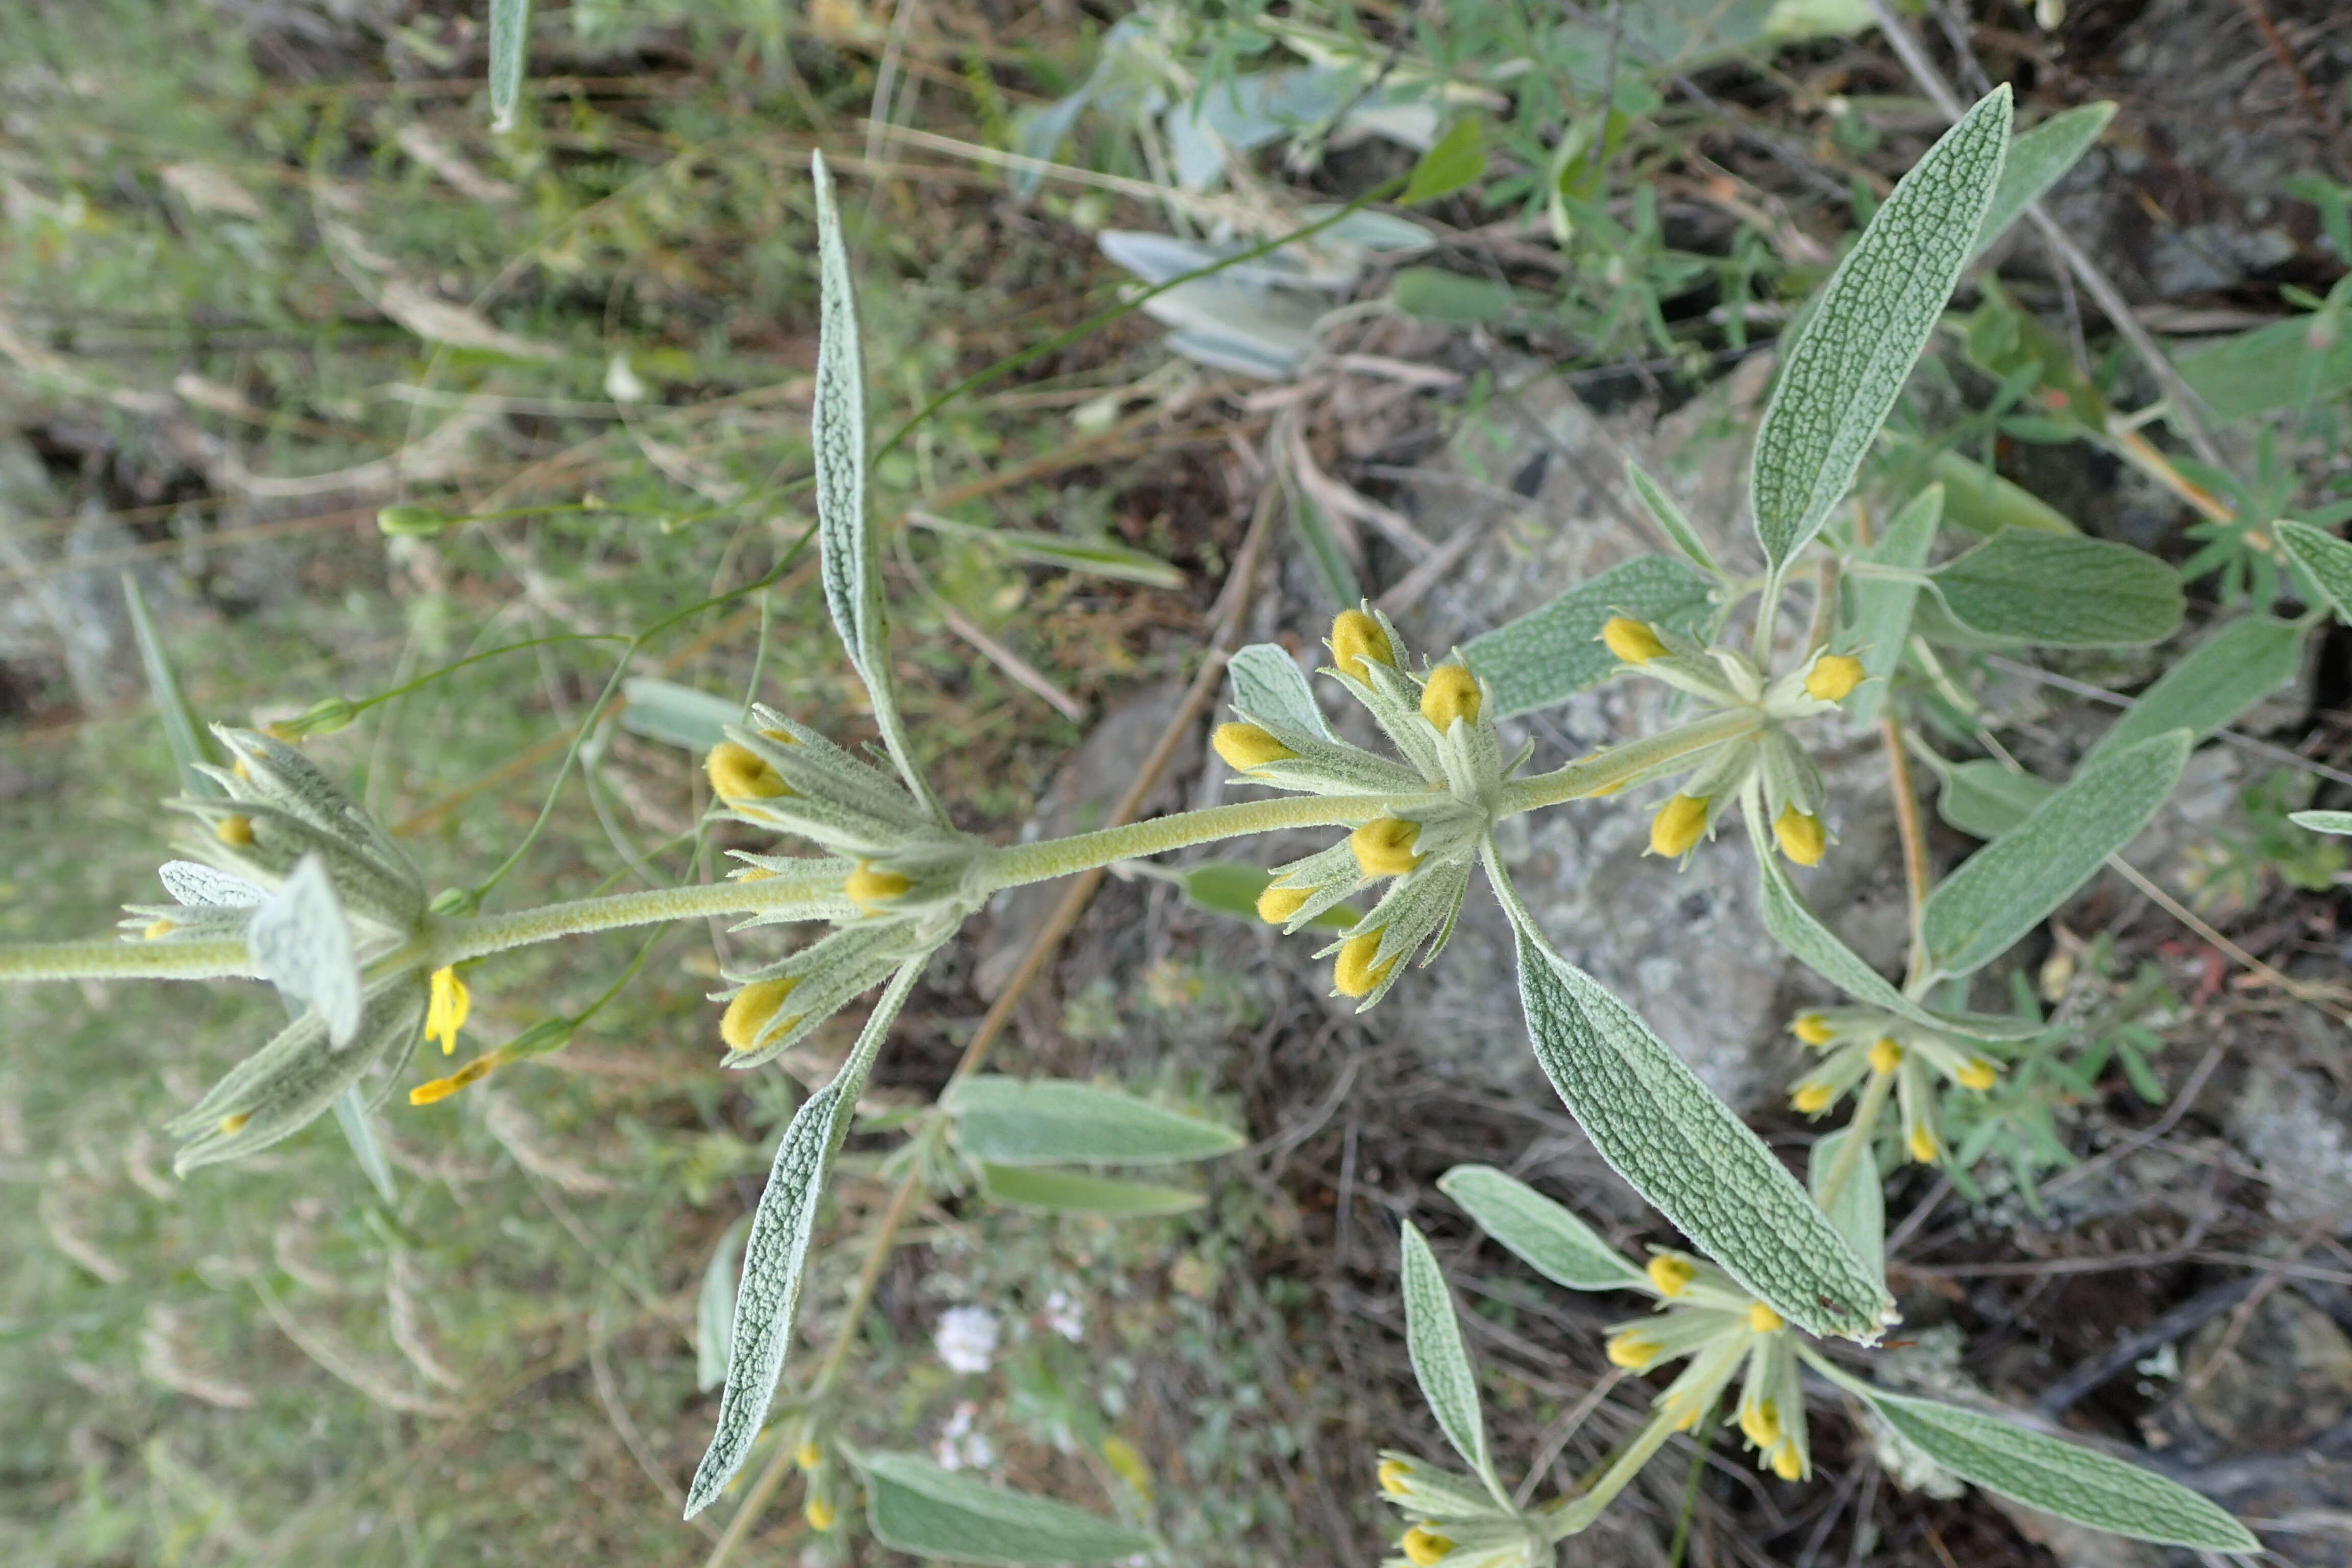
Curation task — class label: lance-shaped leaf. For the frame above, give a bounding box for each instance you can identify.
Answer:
[1464,555,1714,717]
[1402,117,1486,205]
[1855,1386,2257,1551]
[1919,731,2191,981]
[2294,809,2352,836]
[1837,483,1942,725]
[1934,758,2053,840]
[247,854,363,1047]
[1227,642,1337,741]
[947,1078,1242,1165]
[331,1092,397,1203]
[910,514,1185,589]
[1750,86,2011,570]
[1807,1130,1883,1286]
[124,574,222,795]
[683,958,924,1518]
[1437,1164,1646,1292]
[977,1165,1203,1217]
[2280,518,2352,622]
[488,0,530,132]
[1626,461,1721,577]
[695,1215,751,1393]
[619,677,742,752]
[858,1451,1159,1564]
[2083,615,2304,766]
[1505,909,1891,1340]
[1970,102,2118,258]
[1928,530,2183,646]
[810,153,937,816]
[1400,1220,1494,1485]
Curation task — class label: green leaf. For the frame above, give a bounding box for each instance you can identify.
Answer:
[2279,518,2352,622]
[488,0,531,133]
[1626,461,1721,576]
[619,676,742,752]
[1838,484,1942,725]
[1285,487,1362,607]
[122,574,222,796]
[1934,758,2053,840]
[947,1078,1242,1166]
[860,1451,1158,1565]
[1399,1221,1492,1481]
[1886,439,2076,535]
[683,959,922,1518]
[1806,1131,1883,1285]
[1858,1388,2257,1551]
[695,1214,750,1393]
[976,1164,1203,1216]
[911,514,1185,588]
[1389,267,1520,324]
[1750,86,2012,569]
[331,1090,396,1204]
[1402,118,1485,205]
[2293,809,2352,837]
[2083,616,2304,765]
[1506,915,1892,1340]
[1227,642,1336,741]
[1437,1164,1646,1292]
[1929,530,2183,646]
[1174,861,1360,930]
[1919,732,2191,981]
[1971,102,2118,258]
[1463,555,1714,718]
[247,856,363,1047]
[2178,316,2352,424]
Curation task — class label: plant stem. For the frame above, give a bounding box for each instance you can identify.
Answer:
[433,863,853,964]
[1501,709,1762,816]
[973,793,1402,893]
[1818,1066,1894,1216]
[1881,714,1934,992]
[0,936,252,983]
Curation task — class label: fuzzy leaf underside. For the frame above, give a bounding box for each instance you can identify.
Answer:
[1399,1220,1490,1477]
[2082,615,2304,766]
[1227,642,1338,741]
[860,1451,1159,1564]
[1438,1164,1646,1292]
[1463,555,1714,717]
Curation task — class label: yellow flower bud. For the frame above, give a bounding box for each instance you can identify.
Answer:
[1805,654,1866,703]
[1646,1254,1695,1298]
[1419,664,1481,729]
[1792,1083,1835,1115]
[215,815,255,847]
[706,742,789,801]
[1649,794,1710,857]
[408,1054,500,1106]
[1377,1458,1412,1494]
[1257,884,1312,925]
[143,919,177,940]
[1333,932,1396,998]
[1400,1525,1453,1566]
[1350,817,1423,878]
[1601,617,1667,665]
[795,1440,822,1471]
[1908,1124,1940,1164]
[804,1495,836,1532]
[1771,1442,1804,1481]
[1773,805,1826,867]
[1606,1332,1660,1370]
[1738,1399,1782,1449]
[1868,1037,1903,1075]
[1212,722,1294,772]
[218,1113,249,1134]
[721,977,801,1052]
[1747,1302,1784,1334]
[1332,609,1394,681]
[845,862,912,910]
[1956,1058,1999,1091]
[1792,1014,1835,1047]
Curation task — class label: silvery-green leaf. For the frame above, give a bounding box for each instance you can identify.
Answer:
[2279,518,2352,622]
[683,957,923,1518]
[332,1088,396,1203]
[695,1214,751,1393]
[1436,1164,1645,1292]
[170,975,426,1173]
[1142,279,1322,375]
[1920,732,2191,981]
[1228,642,1336,741]
[160,861,262,908]
[1971,102,2118,258]
[1626,462,1720,577]
[1857,1388,2257,1551]
[1750,86,2011,569]
[1287,487,1362,606]
[619,677,741,752]
[2083,616,2304,765]
[947,1078,1242,1166]
[1837,484,1942,725]
[911,513,1185,589]
[248,854,363,1047]
[1929,530,2183,646]
[1463,555,1714,717]
[1751,837,2039,1039]
[1400,1220,1492,1481]
[124,574,221,796]
[1389,267,1521,324]
[1807,1130,1883,1285]
[1505,910,1891,1339]
[1884,438,2076,536]
[1934,759,2053,840]
[2293,809,2352,836]
[976,1164,1203,1217]
[859,1451,1158,1565]
[488,0,530,132]
[2181,318,2352,425]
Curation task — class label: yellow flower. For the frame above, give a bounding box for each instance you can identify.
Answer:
[1792,1013,1835,1046]
[1739,1399,1782,1449]
[1771,1443,1804,1481]
[1606,1332,1660,1369]
[794,1439,822,1470]
[1400,1525,1453,1565]
[1601,617,1667,665]
[215,815,255,847]
[1646,1254,1695,1298]
[844,862,912,910]
[1350,818,1424,878]
[1867,1037,1903,1075]
[1332,609,1395,681]
[218,1113,249,1134]
[1377,1458,1412,1494]
[143,919,177,940]
[1792,1083,1835,1115]
[1418,665,1481,729]
[1773,805,1826,867]
[705,742,789,801]
[1257,884,1311,924]
[427,966,471,1055]
[1212,722,1295,772]
[1908,1124,1940,1164]
[1747,1302,1784,1334]
[1333,932,1396,998]
[721,977,800,1053]
[1805,654,1866,703]
[1956,1058,1999,1091]
[408,1053,500,1106]
[1649,794,1710,857]
[804,1495,836,1531]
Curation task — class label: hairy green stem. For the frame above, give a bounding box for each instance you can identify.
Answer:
[1542,1407,1680,1538]
[1501,709,1762,816]
[0,937,253,982]
[433,863,854,964]
[1818,1065,1894,1215]
[972,793,1405,893]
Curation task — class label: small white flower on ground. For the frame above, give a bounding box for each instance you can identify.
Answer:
[934,1400,996,1471]
[1042,1288,1085,1342]
[934,1305,999,1375]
